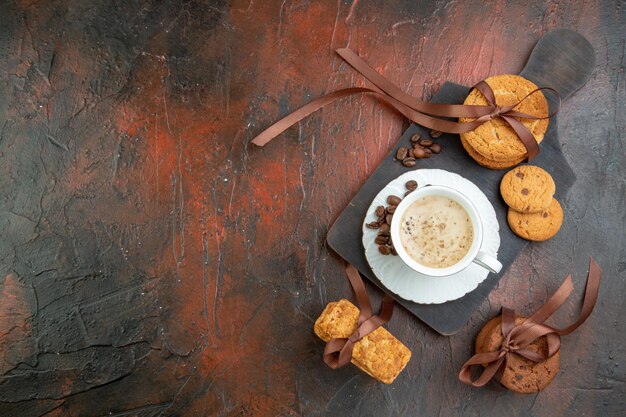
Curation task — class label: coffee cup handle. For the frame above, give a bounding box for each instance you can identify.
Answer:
[473,251,503,274]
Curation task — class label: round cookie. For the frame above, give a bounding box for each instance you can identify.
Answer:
[460,74,549,162]
[476,315,560,393]
[500,165,556,213]
[461,135,524,170]
[507,198,563,241]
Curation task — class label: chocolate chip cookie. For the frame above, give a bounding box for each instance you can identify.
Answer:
[500,165,556,213]
[507,198,563,241]
[476,315,560,393]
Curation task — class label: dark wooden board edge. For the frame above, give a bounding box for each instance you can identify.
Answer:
[326,81,576,335]
[520,29,596,101]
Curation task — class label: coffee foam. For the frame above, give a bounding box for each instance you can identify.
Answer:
[399,195,473,268]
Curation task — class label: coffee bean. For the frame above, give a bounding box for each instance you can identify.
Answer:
[396,147,408,160]
[377,216,386,225]
[423,148,432,156]
[379,223,390,234]
[419,139,433,147]
[366,222,380,229]
[385,213,393,224]
[404,190,413,197]
[429,143,441,154]
[386,195,402,206]
[375,205,385,217]
[405,180,418,191]
[430,130,443,138]
[375,236,389,245]
[402,157,416,167]
[378,245,392,255]
[412,143,423,150]
[387,205,396,214]
[407,148,414,158]
[413,147,427,158]
[410,133,422,143]
[390,245,398,256]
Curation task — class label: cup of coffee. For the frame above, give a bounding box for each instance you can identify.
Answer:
[390,185,502,277]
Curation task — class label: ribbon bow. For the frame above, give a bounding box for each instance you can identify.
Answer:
[323,265,395,369]
[251,48,560,161]
[459,257,602,387]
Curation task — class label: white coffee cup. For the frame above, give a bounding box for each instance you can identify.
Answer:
[390,185,502,277]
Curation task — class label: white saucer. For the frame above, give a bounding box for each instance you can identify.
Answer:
[362,169,500,304]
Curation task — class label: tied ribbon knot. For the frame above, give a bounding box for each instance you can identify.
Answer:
[323,265,395,369]
[459,257,602,387]
[251,48,560,162]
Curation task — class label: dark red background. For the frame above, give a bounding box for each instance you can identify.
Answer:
[0,0,624,416]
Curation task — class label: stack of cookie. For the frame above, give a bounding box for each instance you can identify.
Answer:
[314,299,411,384]
[500,165,563,241]
[460,74,549,170]
[475,315,560,393]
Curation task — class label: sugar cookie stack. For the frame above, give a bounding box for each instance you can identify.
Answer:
[500,165,563,241]
[460,74,549,170]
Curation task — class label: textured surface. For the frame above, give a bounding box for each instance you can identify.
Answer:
[500,165,556,213]
[507,198,564,241]
[0,0,624,416]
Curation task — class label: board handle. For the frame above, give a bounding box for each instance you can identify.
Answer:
[520,29,595,103]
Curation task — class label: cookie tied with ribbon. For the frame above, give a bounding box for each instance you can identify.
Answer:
[459,257,602,393]
[313,265,411,384]
[460,74,551,168]
[251,48,559,166]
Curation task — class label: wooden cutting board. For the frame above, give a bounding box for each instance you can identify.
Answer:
[326,29,595,335]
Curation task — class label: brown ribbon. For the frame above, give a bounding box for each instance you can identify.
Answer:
[459,257,602,387]
[323,265,395,369]
[251,48,560,161]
